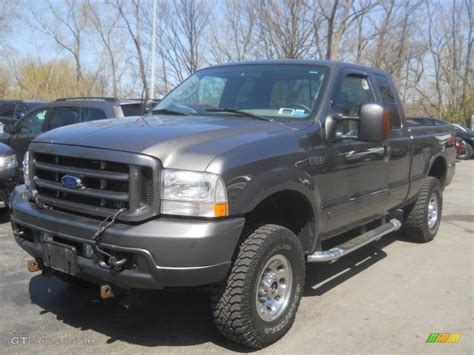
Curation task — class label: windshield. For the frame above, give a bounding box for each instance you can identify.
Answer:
[154,64,328,120]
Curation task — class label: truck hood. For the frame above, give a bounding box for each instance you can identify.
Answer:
[34,115,295,171]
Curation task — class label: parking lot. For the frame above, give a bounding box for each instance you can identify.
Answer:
[0,161,472,354]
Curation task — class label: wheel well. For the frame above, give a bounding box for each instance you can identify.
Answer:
[244,191,314,251]
[428,156,447,186]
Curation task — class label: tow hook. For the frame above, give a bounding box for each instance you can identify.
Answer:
[100,284,115,299]
[27,259,41,273]
[98,254,128,270]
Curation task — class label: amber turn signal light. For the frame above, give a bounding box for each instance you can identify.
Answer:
[214,203,228,217]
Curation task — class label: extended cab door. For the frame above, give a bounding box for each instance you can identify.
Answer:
[9,108,51,162]
[373,73,412,208]
[320,70,389,234]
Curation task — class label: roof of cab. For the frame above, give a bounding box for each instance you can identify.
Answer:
[202,59,388,76]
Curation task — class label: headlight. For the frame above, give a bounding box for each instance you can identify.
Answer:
[23,151,30,188]
[161,169,228,217]
[0,154,17,170]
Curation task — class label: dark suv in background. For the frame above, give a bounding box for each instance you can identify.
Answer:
[0,100,47,122]
[0,97,148,164]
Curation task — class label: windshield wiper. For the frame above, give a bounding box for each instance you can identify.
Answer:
[205,108,271,121]
[152,108,187,116]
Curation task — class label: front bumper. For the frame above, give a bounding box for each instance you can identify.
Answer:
[11,186,245,289]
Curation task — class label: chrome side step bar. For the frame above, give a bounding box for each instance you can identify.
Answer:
[307,219,402,263]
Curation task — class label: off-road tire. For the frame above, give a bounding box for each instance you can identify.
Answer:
[403,177,442,242]
[211,224,305,348]
[459,142,473,160]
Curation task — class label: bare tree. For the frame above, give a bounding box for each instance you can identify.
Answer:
[314,0,375,60]
[113,0,150,98]
[163,0,212,82]
[0,0,16,46]
[256,0,313,59]
[211,0,258,62]
[26,0,88,83]
[86,1,122,97]
[0,0,471,122]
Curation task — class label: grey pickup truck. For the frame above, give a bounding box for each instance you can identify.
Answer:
[11,60,455,348]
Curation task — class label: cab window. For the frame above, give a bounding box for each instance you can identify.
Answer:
[18,109,48,133]
[332,74,375,137]
[0,104,15,118]
[48,107,80,130]
[81,107,107,122]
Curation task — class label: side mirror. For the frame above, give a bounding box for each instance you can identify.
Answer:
[16,112,25,120]
[358,103,388,142]
[3,123,16,134]
[144,99,155,113]
[325,103,389,143]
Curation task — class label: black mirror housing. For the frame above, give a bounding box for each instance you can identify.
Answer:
[358,103,387,142]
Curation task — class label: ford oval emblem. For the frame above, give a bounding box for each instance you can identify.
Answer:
[61,175,83,188]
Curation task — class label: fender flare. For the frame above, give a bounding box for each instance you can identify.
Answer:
[425,153,447,184]
[228,167,321,250]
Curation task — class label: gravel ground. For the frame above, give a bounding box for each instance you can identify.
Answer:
[0,160,472,354]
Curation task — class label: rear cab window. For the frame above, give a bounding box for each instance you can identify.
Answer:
[374,74,402,129]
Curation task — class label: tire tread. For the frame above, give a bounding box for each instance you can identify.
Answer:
[211,224,304,348]
[404,177,442,242]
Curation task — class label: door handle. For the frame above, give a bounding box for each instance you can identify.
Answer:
[383,144,390,162]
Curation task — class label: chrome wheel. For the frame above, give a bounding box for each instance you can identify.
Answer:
[256,254,293,322]
[427,192,440,232]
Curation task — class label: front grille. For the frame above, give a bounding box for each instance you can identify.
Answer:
[30,146,160,222]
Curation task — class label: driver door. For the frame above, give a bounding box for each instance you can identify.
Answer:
[320,70,389,234]
[9,108,51,162]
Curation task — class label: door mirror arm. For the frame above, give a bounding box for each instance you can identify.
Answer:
[325,112,358,143]
[326,104,388,143]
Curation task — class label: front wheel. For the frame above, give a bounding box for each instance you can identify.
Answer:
[211,225,305,348]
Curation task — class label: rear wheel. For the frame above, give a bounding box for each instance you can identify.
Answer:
[211,224,305,348]
[403,177,442,242]
[459,142,472,160]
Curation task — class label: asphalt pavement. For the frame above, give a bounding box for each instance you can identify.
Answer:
[0,160,472,354]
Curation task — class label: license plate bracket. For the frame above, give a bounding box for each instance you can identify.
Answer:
[43,241,79,275]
